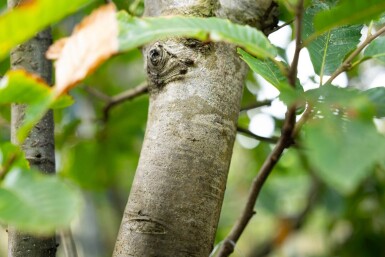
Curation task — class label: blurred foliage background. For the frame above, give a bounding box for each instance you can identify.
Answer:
[1,0,385,257]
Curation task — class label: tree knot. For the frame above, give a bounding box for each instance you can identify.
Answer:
[147,42,195,91]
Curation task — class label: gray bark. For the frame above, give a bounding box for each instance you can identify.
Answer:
[7,0,56,256]
[113,1,277,256]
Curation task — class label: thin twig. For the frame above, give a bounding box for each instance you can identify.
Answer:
[216,1,304,256]
[250,174,321,257]
[84,86,111,102]
[288,3,304,86]
[83,83,148,121]
[324,25,385,85]
[267,20,294,35]
[103,82,148,121]
[237,126,279,144]
[293,102,313,137]
[240,99,273,112]
[295,24,385,132]
[217,108,296,257]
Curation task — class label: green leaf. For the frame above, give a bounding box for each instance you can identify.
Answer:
[117,13,277,59]
[0,70,74,142]
[305,84,376,120]
[302,85,385,193]
[0,70,50,105]
[0,143,29,176]
[364,36,385,64]
[0,0,93,60]
[238,48,302,105]
[303,1,362,76]
[314,0,385,33]
[0,70,73,106]
[364,87,385,117]
[303,115,385,194]
[0,168,81,233]
[238,48,287,88]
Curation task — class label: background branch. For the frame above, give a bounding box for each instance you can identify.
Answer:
[216,1,304,256]
[84,82,148,122]
[237,126,279,144]
[240,99,273,112]
[249,175,321,257]
[103,82,148,121]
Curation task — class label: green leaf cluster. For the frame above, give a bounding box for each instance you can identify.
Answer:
[0,144,81,233]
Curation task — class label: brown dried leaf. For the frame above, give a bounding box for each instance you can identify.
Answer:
[48,4,119,95]
[46,38,68,60]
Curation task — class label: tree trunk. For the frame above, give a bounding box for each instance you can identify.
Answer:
[7,1,56,256]
[113,1,277,256]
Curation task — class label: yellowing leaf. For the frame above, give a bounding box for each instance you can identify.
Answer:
[48,4,119,95]
[0,0,93,61]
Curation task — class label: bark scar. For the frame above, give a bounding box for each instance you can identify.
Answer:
[127,217,168,235]
[147,42,194,90]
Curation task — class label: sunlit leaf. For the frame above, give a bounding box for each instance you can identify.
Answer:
[302,85,385,193]
[238,49,302,105]
[303,115,385,194]
[364,87,385,117]
[0,0,93,60]
[0,70,73,141]
[314,0,385,34]
[0,143,29,177]
[0,70,72,106]
[305,84,376,120]
[48,5,276,94]
[0,168,81,234]
[303,1,362,76]
[117,13,276,60]
[238,49,288,88]
[364,36,385,65]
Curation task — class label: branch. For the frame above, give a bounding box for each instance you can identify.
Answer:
[295,25,385,133]
[267,20,294,35]
[216,1,304,256]
[103,82,148,121]
[84,86,110,102]
[83,82,148,122]
[240,99,273,112]
[324,25,385,85]
[216,108,296,257]
[237,126,279,144]
[250,174,321,257]
[288,2,304,86]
